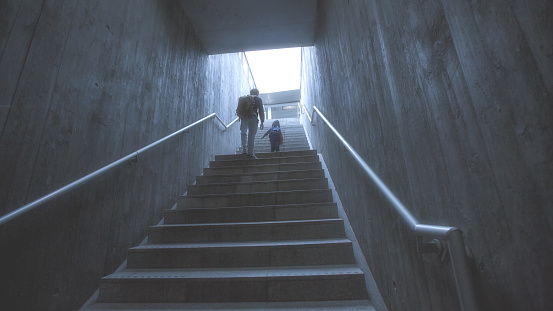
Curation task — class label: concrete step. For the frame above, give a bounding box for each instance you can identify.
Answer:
[255,130,305,139]
[216,150,317,161]
[261,125,304,130]
[253,143,310,149]
[187,178,328,195]
[265,127,305,131]
[253,137,304,145]
[257,133,306,139]
[98,265,368,303]
[252,146,310,153]
[84,300,376,310]
[257,129,307,135]
[239,145,311,154]
[253,142,310,150]
[279,130,306,134]
[195,169,325,185]
[259,133,306,138]
[251,141,309,147]
[208,154,319,168]
[177,189,333,209]
[164,202,338,224]
[127,238,355,269]
[244,137,309,142]
[257,138,308,144]
[203,161,321,176]
[148,219,345,243]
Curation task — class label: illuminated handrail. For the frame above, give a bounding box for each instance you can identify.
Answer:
[0,113,239,226]
[300,103,477,311]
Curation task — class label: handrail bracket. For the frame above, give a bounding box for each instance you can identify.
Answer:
[417,236,445,257]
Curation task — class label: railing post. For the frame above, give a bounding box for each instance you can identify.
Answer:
[448,229,478,311]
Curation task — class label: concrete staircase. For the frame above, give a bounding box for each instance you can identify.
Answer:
[82,118,375,310]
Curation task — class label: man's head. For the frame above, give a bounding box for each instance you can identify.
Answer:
[250,88,259,96]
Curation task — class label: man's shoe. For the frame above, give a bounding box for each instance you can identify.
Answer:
[246,154,258,160]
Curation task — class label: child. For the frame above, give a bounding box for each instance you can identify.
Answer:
[261,120,283,152]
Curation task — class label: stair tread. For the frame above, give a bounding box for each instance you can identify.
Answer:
[190,177,326,188]
[206,161,318,170]
[181,188,331,199]
[215,154,314,160]
[218,149,316,158]
[197,168,324,179]
[163,203,339,224]
[166,202,337,212]
[202,163,322,176]
[153,218,342,228]
[132,238,352,250]
[85,300,375,310]
[210,156,318,167]
[102,264,364,280]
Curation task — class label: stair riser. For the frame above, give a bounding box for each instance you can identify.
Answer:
[98,275,367,303]
[264,131,306,135]
[178,189,333,209]
[258,137,308,141]
[257,133,307,138]
[254,143,309,148]
[209,155,319,167]
[149,220,345,243]
[164,204,338,224]
[203,162,321,176]
[127,243,355,269]
[260,129,306,134]
[195,169,325,185]
[242,141,309,147]
[215,150,316,160]
[240,147,311,154]
[187,178,328,195]
[255,138,308,144]
[248,142,309,148]
[252,146,310,152]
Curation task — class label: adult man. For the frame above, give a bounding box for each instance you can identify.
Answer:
[239,88,264,159]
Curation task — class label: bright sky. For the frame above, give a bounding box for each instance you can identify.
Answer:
[245,47,301,94]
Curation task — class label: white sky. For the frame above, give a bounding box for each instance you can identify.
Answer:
[245,47,301,94]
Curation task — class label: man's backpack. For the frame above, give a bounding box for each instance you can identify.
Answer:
[236,95,256,118]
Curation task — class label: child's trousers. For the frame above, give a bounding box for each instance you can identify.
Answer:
[270,138,280,152]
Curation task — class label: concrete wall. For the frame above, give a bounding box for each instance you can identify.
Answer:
[0,1,248,310]
[301,1,552,310]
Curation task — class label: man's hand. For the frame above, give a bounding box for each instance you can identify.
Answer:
[260,123,264,130]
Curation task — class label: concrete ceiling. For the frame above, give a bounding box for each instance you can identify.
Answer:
[259,89,301,105]
[178,0,317,54]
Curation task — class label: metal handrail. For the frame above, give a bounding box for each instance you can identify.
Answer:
[0,113,239,226]
[301,103,477,311]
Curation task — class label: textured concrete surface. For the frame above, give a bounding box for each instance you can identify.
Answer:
[0,0,249,310]
[177,0,316,54]
[300,1,552,310]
